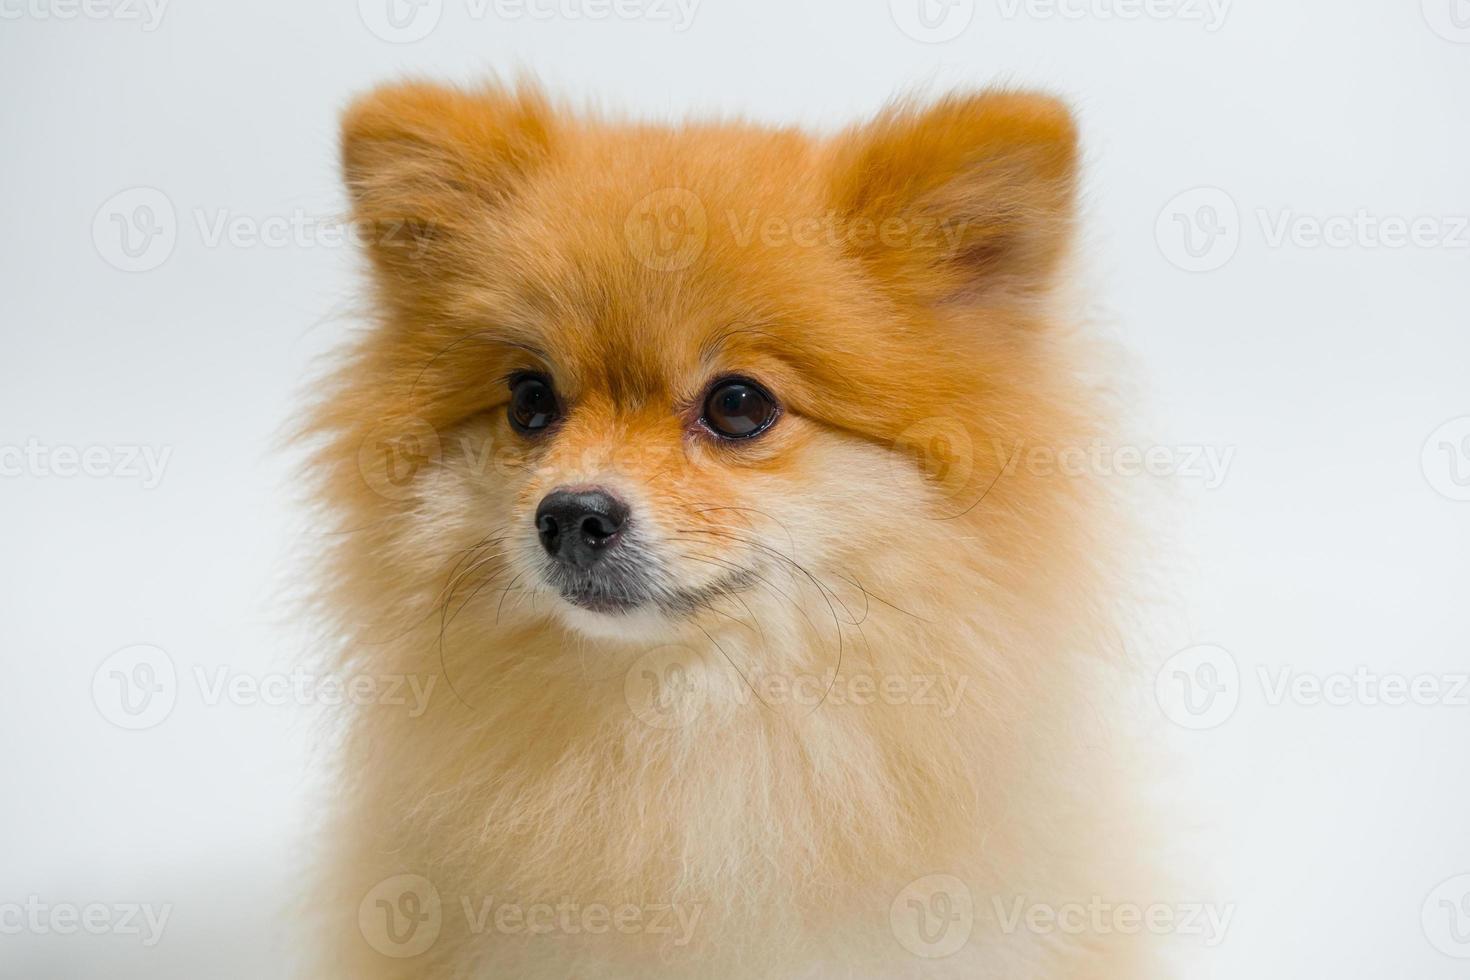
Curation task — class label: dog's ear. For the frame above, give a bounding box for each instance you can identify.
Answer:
[827,91,1079,307]
[340,80,554,283]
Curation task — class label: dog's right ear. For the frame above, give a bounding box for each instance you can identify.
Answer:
[826,91,1078,309]
[340,81,554,284]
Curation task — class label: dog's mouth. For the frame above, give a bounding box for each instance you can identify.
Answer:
[559,587,645,615]
[554,568,758,617]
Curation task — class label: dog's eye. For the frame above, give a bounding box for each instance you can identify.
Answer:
[701,379,778,439]
[508,374,559,435]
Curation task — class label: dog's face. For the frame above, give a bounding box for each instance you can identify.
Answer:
[326,83,1082,652]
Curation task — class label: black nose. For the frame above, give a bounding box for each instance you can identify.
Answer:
[535,488,630,566]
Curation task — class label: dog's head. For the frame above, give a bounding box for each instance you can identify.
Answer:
[320,81,1087,655]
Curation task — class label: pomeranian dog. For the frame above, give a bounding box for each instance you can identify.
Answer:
[305,79,1155,978]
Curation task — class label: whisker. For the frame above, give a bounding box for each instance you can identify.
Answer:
[665,554,765,638]
[679,525,860,627]
[929,442,1020,521]
[672,547,848,709]
[669,544,830,648]
[693,622,773,710]
[496,570,529,625]
[676,523,851,713]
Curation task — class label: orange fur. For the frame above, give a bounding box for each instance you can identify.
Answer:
[304,80,1156,978]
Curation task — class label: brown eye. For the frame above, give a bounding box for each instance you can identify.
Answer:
[508,374,559,435]
[701,378,778,439]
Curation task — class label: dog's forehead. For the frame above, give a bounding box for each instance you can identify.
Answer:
[497,131,833,398]
[532,285,708,404]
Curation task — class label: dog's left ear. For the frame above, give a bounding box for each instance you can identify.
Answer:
[827,91,1079,306]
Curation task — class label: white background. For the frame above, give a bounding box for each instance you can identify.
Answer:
[2,0,1468,976]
